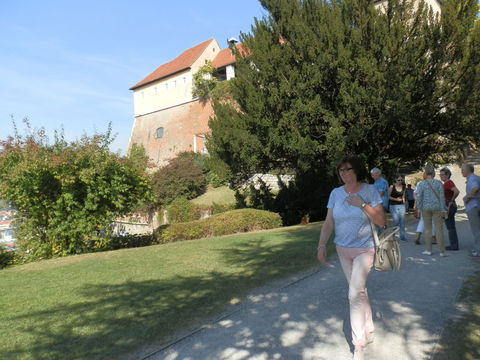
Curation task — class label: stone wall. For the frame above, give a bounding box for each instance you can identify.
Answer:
[129,100,213,167]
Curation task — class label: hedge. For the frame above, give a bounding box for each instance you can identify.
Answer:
[0,246,15,269]
[154,208,282,244]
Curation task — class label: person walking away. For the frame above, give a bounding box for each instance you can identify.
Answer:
[318,156,386,360]
[388,174,407,241]
[370,168,389,212]
[415,165,448,256]
[439,167,460,250]
[406,184,415,212]
[414,175,437,245]
[461,164,480,257]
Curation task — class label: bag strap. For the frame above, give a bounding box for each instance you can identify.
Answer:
[366,185,381,247]
[369,217,381,247]
[426,179,440,200]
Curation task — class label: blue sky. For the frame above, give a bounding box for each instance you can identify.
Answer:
[0,0,265,154]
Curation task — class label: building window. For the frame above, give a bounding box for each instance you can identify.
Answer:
[173,80,177,88]
[213,67,227,81]
[154,87,158,95]
[165,83,168,90]
[155,127,164,138]
[183,77,187,84]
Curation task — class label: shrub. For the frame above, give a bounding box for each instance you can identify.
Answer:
[154,209,282,244]
[0,246,15,269]
[207,172,226,188]
[167,198,203,224]
[211,202,235,215]
[186,152,227,188]
[0,123,152,260]
[151,152,207,206]
[88,234,155,251]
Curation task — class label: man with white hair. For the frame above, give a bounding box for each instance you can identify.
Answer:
[370,167,389,211]
[461,163,480,257]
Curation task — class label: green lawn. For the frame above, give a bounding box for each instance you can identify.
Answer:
[433,270,480,360]
[0,222,329,360]
[190,185,236,205]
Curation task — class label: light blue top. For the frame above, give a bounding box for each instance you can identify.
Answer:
[415,179,447,212]
[374,177,389,209]
[465,173,480,212]
[327,184,382,248]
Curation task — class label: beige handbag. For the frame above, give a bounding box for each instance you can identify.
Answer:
[369,222,401,271]
[365,185,401,271]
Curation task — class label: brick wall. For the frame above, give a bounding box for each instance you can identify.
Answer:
[130,99,213,167]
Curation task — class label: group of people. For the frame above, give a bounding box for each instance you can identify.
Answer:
[317,156,480,360]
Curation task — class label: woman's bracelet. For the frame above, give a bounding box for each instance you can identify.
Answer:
[317,245,326,250]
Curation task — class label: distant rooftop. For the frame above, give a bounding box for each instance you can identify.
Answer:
[130,39,246,91]
[130,39,215,90]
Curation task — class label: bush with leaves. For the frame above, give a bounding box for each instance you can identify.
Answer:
[151,152,207,206]
[88,233,155,252]
[192,61,218,100]
[154,208,282,243]
[166,197,203,224]
[0,122,152,260]
[0,246,15,269]
[211,202,236,215]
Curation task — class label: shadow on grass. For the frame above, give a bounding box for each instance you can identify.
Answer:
[6,217,479,360]
[431,271,480,360]
[4,225,325,360]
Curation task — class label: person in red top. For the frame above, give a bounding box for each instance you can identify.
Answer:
[439,167,460,250]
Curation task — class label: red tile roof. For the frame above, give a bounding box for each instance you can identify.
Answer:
[211,43,247,68]
[130,39,215,90]
[212,47,235,68]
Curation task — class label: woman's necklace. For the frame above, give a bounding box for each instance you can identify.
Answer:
[345,183,361,194]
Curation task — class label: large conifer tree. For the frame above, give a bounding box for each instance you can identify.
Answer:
[208,0,480,183]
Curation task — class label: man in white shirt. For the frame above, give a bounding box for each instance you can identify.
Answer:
[461,164,480,257]
[370,168,389,212]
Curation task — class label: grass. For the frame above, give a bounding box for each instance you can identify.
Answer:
[0,222,331,360]
[190,185,235,205]
[433,270,480,360]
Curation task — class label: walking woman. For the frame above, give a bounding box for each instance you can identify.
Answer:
[388,174,407,241]
[415,165,448,256]
[317,156,386,360]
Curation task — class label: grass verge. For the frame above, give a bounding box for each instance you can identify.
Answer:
[433,270,480,360]
[0,222,331,360]
[190,185,236,205]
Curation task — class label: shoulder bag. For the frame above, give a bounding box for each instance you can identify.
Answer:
[426,179,441,201]
[365,185,401,271]
[369,222,401,271]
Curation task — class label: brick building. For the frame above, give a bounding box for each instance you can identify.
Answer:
[128,38,238,167]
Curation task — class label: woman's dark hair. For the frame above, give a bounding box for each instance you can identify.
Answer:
[337,156,368,182]
[394,174,405,188]
[440,167,451,178]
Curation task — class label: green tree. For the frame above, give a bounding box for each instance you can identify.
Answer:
[0,122,152,259]
[207,0,480,185]
[192,61,218,100]
[151,152,207,206]
[128,142,152,173]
